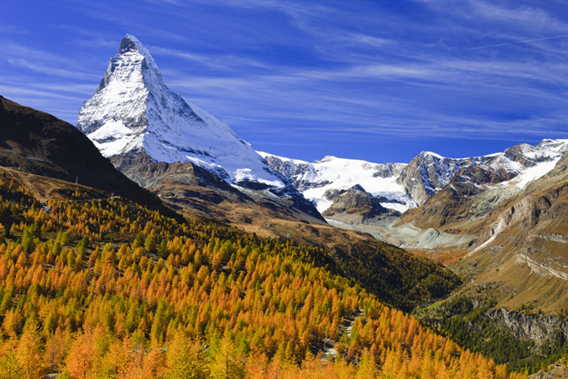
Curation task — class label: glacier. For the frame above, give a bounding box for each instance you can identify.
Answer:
[258,152,414,213]
[261,139,568,216]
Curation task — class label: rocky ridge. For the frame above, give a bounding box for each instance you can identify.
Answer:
[110,154,325,224]
[321,185,400,225]
[487,308,568,345]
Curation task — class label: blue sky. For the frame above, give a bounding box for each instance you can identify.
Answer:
[1,0,568,163]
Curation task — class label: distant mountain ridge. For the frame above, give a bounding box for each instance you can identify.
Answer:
[259,152,412,214]
[399,139,568,205]
[262,139,568,221]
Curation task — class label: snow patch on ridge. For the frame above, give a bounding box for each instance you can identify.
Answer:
[513,157,561,189]
[258,152,415,213]
[381,202,409,213]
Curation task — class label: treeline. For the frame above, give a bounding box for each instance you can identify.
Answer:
[0,179,523,378]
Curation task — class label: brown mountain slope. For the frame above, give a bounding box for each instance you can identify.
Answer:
[0,96,160,207]
[109,155,327,235]
[0,166,109,202]
[322,185,400,225]
[439,152,568,313]
[0,97,462,312]
[397,164,520,233]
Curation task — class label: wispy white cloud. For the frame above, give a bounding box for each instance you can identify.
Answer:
[0,41,71,64]
[415,0,568,36]
[0,78,95,95]
[8,59,100,79]
[345,34,393,48]
[0,84,88,103]
[431,34,568,55]
[150,45,274,70]
[143,0,185,6]
[466,1,568,32]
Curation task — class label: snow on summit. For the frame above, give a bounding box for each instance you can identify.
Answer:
[76,34,285,188]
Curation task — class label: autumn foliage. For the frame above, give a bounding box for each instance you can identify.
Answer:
[410,249,469,267]
[0,179,524,378]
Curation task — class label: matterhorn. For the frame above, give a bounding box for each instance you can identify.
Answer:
[77,34,285,189]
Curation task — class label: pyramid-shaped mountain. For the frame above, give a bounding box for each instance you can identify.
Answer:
[77,34,284,189]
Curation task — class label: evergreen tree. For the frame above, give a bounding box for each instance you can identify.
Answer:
[209,334,246,379]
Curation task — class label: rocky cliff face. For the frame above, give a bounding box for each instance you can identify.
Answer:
[396,141,568,247]
[397,163,521,231]
[321,185,400,225]
[396,152,479,205]
[470,150,568,254]
[261,155,317,191]
[397,140,567,206]
[487,308,568,345]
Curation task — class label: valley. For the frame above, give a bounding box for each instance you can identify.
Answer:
[1,32,568,378]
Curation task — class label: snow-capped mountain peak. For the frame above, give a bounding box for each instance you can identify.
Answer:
[77,34,285,188]
[399,139,568,204]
